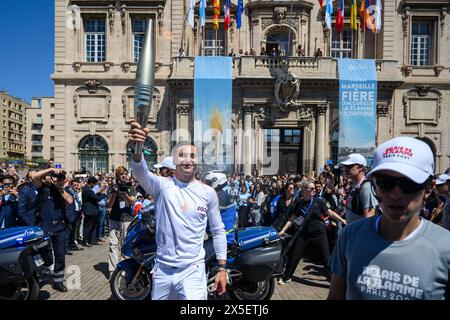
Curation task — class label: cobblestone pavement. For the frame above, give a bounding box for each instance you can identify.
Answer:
[40,240,330,300]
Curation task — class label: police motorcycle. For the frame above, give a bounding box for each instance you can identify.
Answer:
[0,226,52,300]
[109,203,157,300]
[110,173,284,301]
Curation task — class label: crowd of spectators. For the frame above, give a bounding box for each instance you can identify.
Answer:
[1,157,449,291]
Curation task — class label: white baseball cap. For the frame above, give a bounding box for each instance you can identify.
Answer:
[367,136,434,184]
[154,156,176,170]
[339,153,367,167]
[436,173,450,186]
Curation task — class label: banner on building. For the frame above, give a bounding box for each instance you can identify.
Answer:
[194,56,233,174]
[338,59,377,165]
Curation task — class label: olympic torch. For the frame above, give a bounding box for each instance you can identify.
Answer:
[133,19,155,155]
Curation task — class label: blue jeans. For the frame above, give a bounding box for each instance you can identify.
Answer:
[97,206,107,238]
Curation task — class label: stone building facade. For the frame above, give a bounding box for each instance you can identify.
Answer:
[0,91,28,159]
[26,97,56,161]
[49,0,450,175]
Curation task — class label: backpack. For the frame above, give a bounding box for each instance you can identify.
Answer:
[348,180,372,216]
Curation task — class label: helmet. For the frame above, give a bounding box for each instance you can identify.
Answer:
[204,171,227,189]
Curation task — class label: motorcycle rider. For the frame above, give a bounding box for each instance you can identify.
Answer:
[129,121,227,300]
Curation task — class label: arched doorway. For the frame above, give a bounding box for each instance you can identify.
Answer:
[126,137,158,170]
[78,135,109,174]
[266,32,292,56]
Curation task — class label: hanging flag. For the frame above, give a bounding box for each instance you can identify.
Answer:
[224,0,231,31]
[318,0,324,9]
[359,0,366,28]
[335,0,344,33]
[187,0,195,29]
[237,0,243,30]
[325,0,333,30]
[213,0,220,31]
[375,0,382,33]
[365,0,376,31]
[199,0,206,27]
[351,0,358,30]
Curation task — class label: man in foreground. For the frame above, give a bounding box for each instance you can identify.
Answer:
[328,136,450,300]
[128,122,227,300]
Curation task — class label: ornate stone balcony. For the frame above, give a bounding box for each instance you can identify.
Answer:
[169,56,402,84]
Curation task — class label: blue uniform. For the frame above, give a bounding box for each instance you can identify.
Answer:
[268,194,281,225]
[37,185,68,284]
[0,194,18,229]
[217,189,238,245]
[17,184,38,226]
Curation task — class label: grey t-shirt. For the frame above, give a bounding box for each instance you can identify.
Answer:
[344,181,379,224]
[329,216,450,300]
[443,198,450,230]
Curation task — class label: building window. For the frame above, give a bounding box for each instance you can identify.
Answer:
[202,26,225,56]
[411,21,434,66]
[331,28,352,58]
[85,19,106,62]
[37,114,42,118]
[50,125,55,130]
[50,114,55,119]
[264,129,280,157]
[50,136,55,141]
[50,103,55,108]
[132,20,147,62]
[282,129,301,144]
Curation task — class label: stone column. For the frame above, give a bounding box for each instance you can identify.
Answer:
[376,103,390,145]
[315,104,328,174]
[176,103,191,143]
[243,104,253,175]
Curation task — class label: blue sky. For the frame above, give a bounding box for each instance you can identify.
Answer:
[0,0,54,103]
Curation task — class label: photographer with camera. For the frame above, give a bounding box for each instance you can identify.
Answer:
[65,179,84,252]
[0,175,19,229]
[81,177,107,247]
[106,166,134,277]
[31,167,73,292]
[16,170,38,227]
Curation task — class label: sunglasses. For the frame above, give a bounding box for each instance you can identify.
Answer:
[373,175,430,194]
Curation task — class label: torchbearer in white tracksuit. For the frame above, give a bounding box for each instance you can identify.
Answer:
[128,122,228,300]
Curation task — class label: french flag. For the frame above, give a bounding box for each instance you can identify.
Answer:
[335,0,344,33]
[224,0,231,31]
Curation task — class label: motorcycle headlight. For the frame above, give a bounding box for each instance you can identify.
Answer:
[132,248,141,259]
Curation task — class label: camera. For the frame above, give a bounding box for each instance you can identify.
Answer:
[51,171,66,181]
[117,181,132,193]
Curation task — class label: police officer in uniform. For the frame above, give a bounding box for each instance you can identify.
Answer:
[17,171,39,227]
[31,167,73,292]
[0,175,19,229]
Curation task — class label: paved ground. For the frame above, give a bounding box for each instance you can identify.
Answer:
[39,240,330,300]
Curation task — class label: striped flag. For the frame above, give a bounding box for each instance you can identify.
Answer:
[199,0,206,27]
[359,0,366,27]
[325,0,333,30]
[213,0,220,31]
[351,0,358,30]
[335,0,344,33]
[187,0,195,28]
[224,0,231,31]
[375,0,382,33]
[236,0,244,30]
[364,0,376,31]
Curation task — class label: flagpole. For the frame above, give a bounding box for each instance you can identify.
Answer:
[375,32,377,60]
